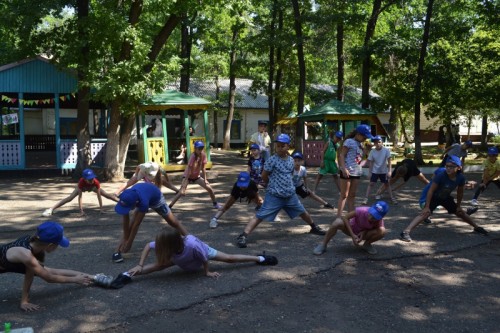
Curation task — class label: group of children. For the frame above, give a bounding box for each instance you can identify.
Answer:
[1,128,497,312]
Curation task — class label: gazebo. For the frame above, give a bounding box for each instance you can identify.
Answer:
[297,99,388,166]
[138,90,212,171]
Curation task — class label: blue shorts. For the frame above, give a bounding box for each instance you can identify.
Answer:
[207,246,218,259]
[151,196,172,218]
[370,173,388,183]
[256,193,306,222]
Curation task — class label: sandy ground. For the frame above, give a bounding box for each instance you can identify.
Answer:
[0,150,498,332]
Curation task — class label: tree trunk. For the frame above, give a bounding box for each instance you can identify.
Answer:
[213,76,220,148]
[105,101,123,180]
[273,7,283,139]
[291,0,306,148]
[336,21,345,101]
[413,0,435,165]
[361,0,382,109]
[180,15,194,93]
[481,114,488,148]
[223,28,239,150]
[267,0,277,126]
[75,0,91,177]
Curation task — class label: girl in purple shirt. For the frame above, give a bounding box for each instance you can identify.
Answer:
[107,228,278,288]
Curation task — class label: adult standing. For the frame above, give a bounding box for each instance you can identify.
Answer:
[249,120,271,162]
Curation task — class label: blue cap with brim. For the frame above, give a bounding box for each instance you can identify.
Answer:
[356,124,373,139]
[275,133,291,144]
[368,201,389,221]
[37,221,70,247]
[115,190,139,215]
[447,155,462,167]
[236,172,251,187]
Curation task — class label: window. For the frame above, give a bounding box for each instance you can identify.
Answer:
[223,120,241,140]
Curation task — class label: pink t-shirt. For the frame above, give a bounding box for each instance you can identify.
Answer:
[183,152,207,179]
[349,207,384,235]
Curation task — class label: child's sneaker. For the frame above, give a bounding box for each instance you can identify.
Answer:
[323,203,334,209]
[309,225,326,236]
[236,234,247,248]
[257,253,278,266]
[93,273,113,288]
[390,198,398,205]
[42,208,53,217]
[209,218,218,229]
[423,218,432,225]
[110,273,132,289]
[362,243,377,255]
[470,199,479,206]
[313,244,326,255]
[112,252,123,263]
[400,231,412,242]
[474,226,488,235]
[466,207,479,216]
[361,198,368,205]
[213,202,222,209]
[375,195,382,200]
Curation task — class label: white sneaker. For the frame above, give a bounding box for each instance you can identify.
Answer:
[42,208,53,217]
[361,198,368,205]
[471,199,479,206]
[209,218,218,229]
[375,195,381,200]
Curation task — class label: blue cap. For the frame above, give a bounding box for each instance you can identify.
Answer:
[464,140,473,147]
[194,140,205,148]
[292,152,303,159]
[371,135,382,142]
[115,190,139,215]
[250,143,260,150]
[37,221,70,247]
[335,131,344,139]
[446,155,462,167]
[258,120,268,125]
[82,169,96,180]
[275,133,291,144]
[356,124,373,139]
[487,146,498,155]
[368,201,389,220]
[236,171,251,187]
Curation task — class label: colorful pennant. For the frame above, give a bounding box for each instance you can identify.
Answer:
[1,93,76,106]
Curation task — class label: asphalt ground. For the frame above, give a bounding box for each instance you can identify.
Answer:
[0,150,498,332]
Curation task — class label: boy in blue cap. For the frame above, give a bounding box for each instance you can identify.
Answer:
[42,168,118,217]
[113,182,188,263]
[471,146,500,206]
[209,172,263,229]
[313,201,389,255]
[440,140,473,168]
[236,134,326,248]
[247,143,266,187]
[400,155,488,242]
[0,221,95,311]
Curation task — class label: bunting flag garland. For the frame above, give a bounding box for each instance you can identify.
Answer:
[1,93,76,106]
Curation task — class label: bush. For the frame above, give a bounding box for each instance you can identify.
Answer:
[491,135,500,144]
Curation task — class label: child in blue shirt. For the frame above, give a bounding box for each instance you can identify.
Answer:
[248,143,266,187]
[236,134,326,248]
[400,156,488,242]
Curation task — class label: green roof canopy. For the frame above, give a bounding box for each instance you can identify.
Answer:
[139,90,211,111]
[298,99,376,121]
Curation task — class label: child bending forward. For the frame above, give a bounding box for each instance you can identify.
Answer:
[109,228,278,288]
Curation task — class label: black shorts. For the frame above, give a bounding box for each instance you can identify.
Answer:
[295,185,311,198]
[429,196,457,214]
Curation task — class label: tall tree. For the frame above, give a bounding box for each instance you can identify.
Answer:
[413,0,435,165]
[291,0,306,144]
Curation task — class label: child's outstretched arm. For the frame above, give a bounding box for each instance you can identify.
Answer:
[203,261,220,278]
[78,191,85,215]
[128,242,173,276]
[96,189,104,213]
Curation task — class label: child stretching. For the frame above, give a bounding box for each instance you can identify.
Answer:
[248,143,266,187]
[169,140,221,209]
[362,136,396,204]
[209,172,263,229]
[470,146,500,206]
[108,228,278,288]
[236,134,326,248]
[291,152,334,209]
[313,201,389,256]
[42,169,118,217]
[114,161,179,196]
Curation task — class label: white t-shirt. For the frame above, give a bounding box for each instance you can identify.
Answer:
[368,147,391,174]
